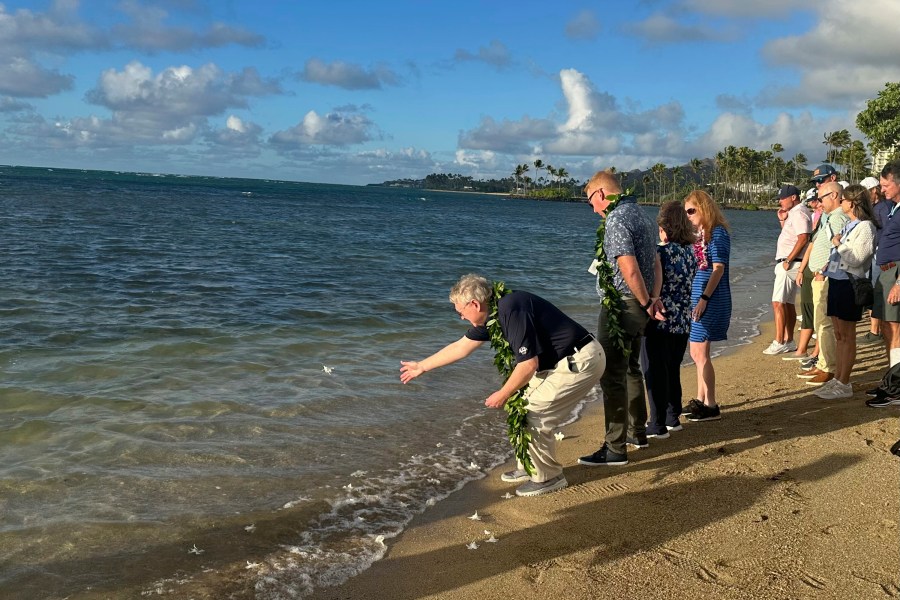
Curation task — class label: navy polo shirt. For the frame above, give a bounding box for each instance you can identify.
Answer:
[877,201,900,265]
[465,291,589,371]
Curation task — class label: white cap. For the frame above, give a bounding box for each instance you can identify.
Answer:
[860,176,880,190]
[805,187,817,200]
[838,180,850,189]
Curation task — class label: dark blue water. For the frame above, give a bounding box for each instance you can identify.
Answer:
[0,166,779,598]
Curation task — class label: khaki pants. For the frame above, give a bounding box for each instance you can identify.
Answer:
[812,277,836,374]
[522,340,605,482]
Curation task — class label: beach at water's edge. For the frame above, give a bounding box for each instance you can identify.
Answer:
[301,320,900,600]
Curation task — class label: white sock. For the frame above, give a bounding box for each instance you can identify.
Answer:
[891,348,900,368]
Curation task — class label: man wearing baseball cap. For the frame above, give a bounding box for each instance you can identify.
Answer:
[861,176,888,345]
[809,164,838,186]
[764,185,811,355]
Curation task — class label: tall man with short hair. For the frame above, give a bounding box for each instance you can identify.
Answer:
[796,181,848,386]
[763,185,811,355]
[873,160,900,367]
[578,170,661,467]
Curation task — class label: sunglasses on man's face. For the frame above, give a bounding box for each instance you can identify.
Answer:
[685,207,697,215]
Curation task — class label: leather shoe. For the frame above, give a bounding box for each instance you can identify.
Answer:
[797,368,824,379]
[804,371,834,386]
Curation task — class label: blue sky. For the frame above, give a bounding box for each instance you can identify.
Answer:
[0,0,897,185]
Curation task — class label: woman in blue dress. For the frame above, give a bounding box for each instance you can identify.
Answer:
[683,190,731,422]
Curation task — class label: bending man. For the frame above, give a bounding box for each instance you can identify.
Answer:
[400,274,605,497]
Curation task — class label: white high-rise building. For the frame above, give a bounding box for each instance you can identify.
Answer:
[873,145,899,176]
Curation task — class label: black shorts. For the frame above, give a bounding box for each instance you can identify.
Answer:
[826,277,863,322]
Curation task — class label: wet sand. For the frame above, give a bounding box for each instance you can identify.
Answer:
[306,321,900,600]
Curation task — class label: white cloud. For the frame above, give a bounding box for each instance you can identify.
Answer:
[299,58,399,90]
[0,56,74,97]
[204,115,263,151]
[680,0,813,18]
[111,0,264,52]
[761,0,900,107]
[270,109,379,148]
[565,10,601,40]
[624,13,735,44]
[453,40,512,69]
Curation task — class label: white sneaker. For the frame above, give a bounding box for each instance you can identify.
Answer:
[763,340,784,355]
[816,381,853,399]
[782,341,798,353]
[813,379,838,396]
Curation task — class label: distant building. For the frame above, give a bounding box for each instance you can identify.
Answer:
[873,145,899,175]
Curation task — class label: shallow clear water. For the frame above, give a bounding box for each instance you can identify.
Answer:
[0,166,780,598]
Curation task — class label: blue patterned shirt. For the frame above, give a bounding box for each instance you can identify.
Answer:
[656,242,697,334]
[598,196,657,299]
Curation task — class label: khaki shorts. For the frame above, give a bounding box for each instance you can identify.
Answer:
[873,264,900,322]
[772,261,801,304]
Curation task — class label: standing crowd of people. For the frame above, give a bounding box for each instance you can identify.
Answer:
[400,161,900,498]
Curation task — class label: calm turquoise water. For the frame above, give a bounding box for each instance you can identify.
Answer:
[0,166,780,598]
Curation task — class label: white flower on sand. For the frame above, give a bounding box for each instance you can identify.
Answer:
[426,498,436,506]
[350,470,367,477]
[486,535,499,543]
[245,561,260,570]
[554,432,565,441]
[468,511,482,521]
[375,535,386,546]
[343,483,353,491]
[435,442,443,448]
[323,365,334,374]
[483,530,492,535]
[427,478,440,484]
[188,544,204,555]
[502,492,513,499]
[467,462,479,470]
[244,524,256,533]
[466,542,479,550]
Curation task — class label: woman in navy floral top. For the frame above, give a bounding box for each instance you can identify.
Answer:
[643,201,698,437]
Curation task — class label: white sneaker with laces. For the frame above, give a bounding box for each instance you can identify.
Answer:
[782,341,797,353]
[763,340,786,355]
[817,381,853,399]
[813,379,838,396]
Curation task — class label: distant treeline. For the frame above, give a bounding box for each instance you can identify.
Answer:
[371,173,515,193]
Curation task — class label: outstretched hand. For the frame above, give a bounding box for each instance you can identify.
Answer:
[484,390,509,409]
[399,360,424,384]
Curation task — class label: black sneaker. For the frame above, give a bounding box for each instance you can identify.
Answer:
[865,387,886,397]
[865,394,900,408]
[626,436,649,449]
[682,398,703,416]
[578,444,628,466]
[687,403,721,422]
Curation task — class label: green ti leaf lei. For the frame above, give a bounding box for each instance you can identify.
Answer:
[486,281,535,476]
[594,189,634,358]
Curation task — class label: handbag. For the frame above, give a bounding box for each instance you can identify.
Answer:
[847,273,874,307]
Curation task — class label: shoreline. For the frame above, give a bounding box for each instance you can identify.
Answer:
[303,319,899,600]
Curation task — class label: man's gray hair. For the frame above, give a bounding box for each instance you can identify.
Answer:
[449,274,492,305]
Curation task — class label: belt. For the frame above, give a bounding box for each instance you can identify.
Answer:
[776,258,800,264]
[880,262,897,272]
[571,333,596,355]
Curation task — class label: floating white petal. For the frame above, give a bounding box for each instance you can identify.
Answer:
[244,524,256,533]
[188,544,204,555]
[486,535,499,543]
[323,365,334,374]
[502,492,513,499]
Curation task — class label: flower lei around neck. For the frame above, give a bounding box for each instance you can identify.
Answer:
[486,281,535,475]
[693,226,709,270]
[594,190,631,357]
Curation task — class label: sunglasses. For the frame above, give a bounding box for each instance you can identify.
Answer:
[685,207,697,215]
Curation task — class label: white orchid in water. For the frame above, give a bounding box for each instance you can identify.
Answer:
[322,365,334,374]
[188,544,204,555]
[244,524,256,533]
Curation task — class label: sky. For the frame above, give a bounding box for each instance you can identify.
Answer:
[0,0,898,186]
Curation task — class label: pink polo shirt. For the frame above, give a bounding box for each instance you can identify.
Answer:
[776,202,812,260]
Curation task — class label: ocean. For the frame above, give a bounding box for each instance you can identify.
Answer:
[0,166,780,598]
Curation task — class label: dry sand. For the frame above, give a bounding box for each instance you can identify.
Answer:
[308,321,900,600]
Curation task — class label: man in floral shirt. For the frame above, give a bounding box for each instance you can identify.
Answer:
[579,169,661,467]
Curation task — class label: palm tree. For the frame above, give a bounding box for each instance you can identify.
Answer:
[533,159,544,189]
[690,158,703,189]
[556,167,568,192]
[513,164,524,193]
[792,152,807,182]
[520,163,530,193]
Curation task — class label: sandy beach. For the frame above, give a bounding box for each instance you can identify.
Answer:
[302,320,899,600]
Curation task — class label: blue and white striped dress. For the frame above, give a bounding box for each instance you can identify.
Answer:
[690,225,732,343]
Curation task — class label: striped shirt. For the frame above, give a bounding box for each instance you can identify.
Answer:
[808,209,849,273]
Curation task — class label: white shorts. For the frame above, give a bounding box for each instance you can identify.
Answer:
[772,261,801,304]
